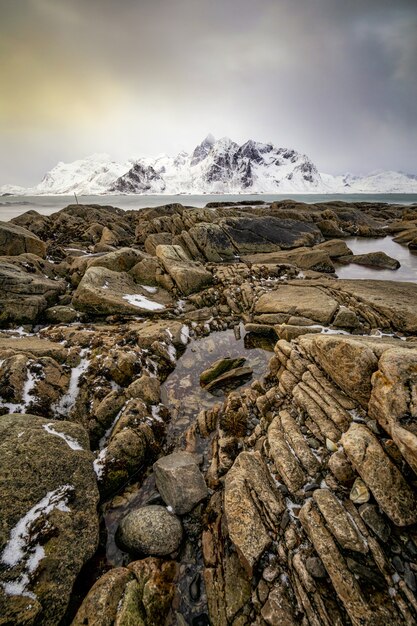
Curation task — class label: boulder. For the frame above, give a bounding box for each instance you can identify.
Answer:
[153,452,208,514]
[117,506,183,556]
[87,247,144,272]
[72,266,173,316]
[155,244,213,295]
[0,413,99,625]
[338,251,400,270]
[0,221,46,258]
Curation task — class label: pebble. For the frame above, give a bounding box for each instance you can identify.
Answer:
[350,477,370,504]
[325,438,338,452]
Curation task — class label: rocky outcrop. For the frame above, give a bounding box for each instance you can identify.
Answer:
[0,413,99,625]
[0,255,65,325]
[0,221,46,258]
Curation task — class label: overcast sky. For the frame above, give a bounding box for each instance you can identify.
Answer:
[1,0,416,185]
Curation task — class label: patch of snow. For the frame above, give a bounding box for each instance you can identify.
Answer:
[151,404,164,423]
[180,324,190,345]
[1,485,72,599]
[42,423,83,451]
[93,449,107,480]
[53,349,90,417]
[98,404,126,450]
[140,285,158,294]
[123,294,165,311]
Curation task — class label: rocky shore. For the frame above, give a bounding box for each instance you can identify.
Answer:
[1,198,417,625]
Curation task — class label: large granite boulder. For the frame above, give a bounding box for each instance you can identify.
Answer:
[117,506,183,556]
[0,413,99,625]
[155,244,213,295]
[72,266,174,316]
[0,221,46,258]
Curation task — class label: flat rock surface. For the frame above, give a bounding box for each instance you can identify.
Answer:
[255,285,339,325]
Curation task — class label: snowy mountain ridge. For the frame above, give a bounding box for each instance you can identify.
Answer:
[2,135,417,195]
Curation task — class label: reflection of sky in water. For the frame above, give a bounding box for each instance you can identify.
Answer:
[335,237,417,283]
[161,326,273,448]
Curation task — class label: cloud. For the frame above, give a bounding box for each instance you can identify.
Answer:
[0,0,416,185]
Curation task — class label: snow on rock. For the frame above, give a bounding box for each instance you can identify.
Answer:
[1,485,73,598]
[6,135,416,195]
[53,349,90,418]
[123,294,165,311]
[42,423,83,451]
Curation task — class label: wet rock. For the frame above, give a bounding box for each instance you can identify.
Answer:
[200,357,246,386]
[117,505,183,556]
[153,451,208,514]
[338,251,400,270]
[0,413,99,625]
[203,365,253,393]
[359,503,391,542]
[0,220,46,258]
[341,423,417,526]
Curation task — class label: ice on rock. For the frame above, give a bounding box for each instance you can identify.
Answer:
[123,294,165,311]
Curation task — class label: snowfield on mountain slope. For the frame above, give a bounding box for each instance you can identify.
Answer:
[2,135,417,195]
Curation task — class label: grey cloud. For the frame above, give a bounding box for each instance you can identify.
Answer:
[0,0,416,185]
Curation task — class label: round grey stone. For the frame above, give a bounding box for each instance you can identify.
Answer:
[117,505,183,556]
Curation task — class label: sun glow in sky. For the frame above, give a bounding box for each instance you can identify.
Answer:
[1,0,416,185]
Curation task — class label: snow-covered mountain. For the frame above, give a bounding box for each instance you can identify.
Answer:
[2,136,417,195]
[111,136,324,194]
